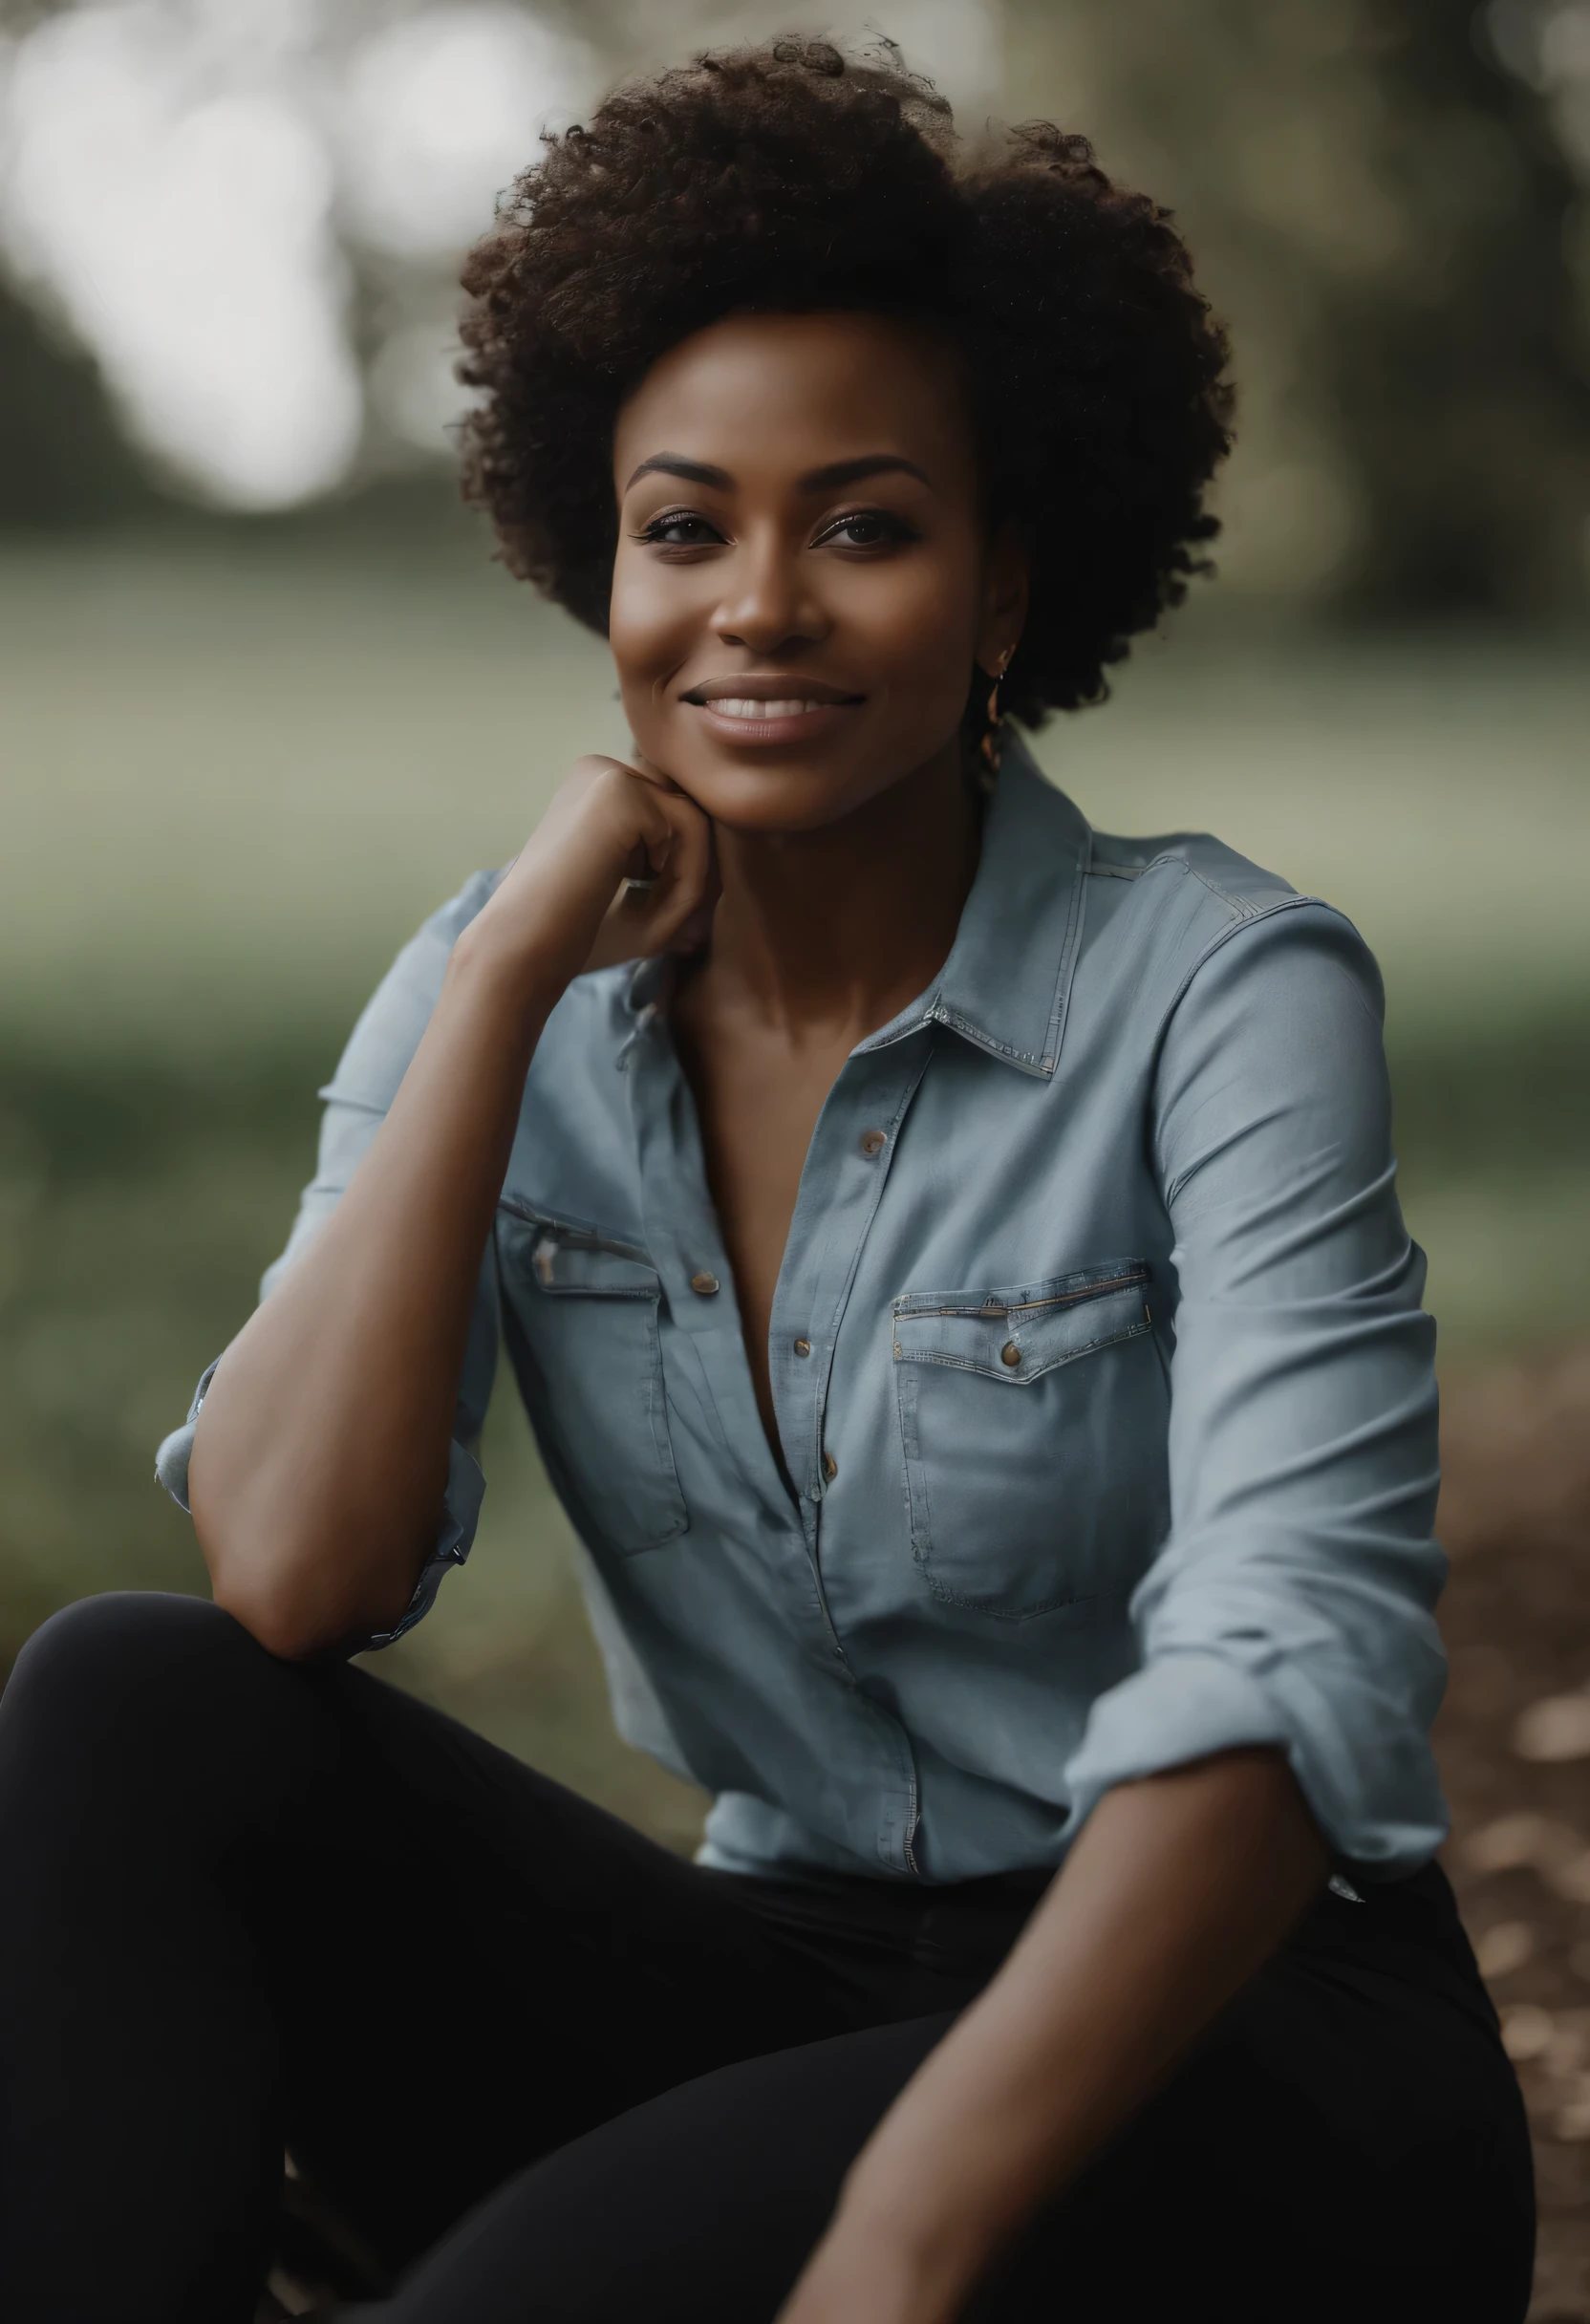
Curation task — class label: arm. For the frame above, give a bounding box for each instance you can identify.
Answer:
[779,1748,1327,2324]
[785,905,1440,2320]
[187,756,715,1659]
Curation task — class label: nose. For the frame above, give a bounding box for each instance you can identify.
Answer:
[712,524,829,656]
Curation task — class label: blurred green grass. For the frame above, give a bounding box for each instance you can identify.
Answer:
[2,537,1585,1849]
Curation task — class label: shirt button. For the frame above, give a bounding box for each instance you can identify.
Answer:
[793,1337,811,1358]
[859,1129,887,1157]
[823,1451,838,1482]
[1000,1341,1022,1367]
[690,1270,720,1297]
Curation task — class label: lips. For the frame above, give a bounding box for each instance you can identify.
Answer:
[705,696,850,721]
[679,674,865,746]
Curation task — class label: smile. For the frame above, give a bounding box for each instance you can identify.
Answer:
[707,698,849,721]
[680,679,866,749]
[689,699,862,748]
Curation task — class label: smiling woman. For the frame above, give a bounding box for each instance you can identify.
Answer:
[609,314,1013,828]
[0,34,1535,2324]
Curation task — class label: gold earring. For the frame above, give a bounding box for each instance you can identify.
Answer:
[979,648,1011,779]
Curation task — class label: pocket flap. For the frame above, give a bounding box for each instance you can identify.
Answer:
[892,1260,1151,1384]
[498,1201,660,1301]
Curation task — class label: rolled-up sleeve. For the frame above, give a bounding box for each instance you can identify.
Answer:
[155,872,503,1648]
[1061,901,1448,1874]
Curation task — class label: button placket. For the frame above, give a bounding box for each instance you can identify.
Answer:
[773,1043,933,1513]
[623,1008,783,1523]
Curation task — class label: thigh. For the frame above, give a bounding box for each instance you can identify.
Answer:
[0,1593,874,2278]
[350,2013,953,2324]
[978,1939,1536,2324]
[347,1908,1536,2324]
[245,1659,881,2266]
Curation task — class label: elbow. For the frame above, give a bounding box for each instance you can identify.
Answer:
[189,1440,432,1659]
[203,1524,413,1664]
[209,1570,346,1663]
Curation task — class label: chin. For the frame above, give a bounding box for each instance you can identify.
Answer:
[659,753,877,835]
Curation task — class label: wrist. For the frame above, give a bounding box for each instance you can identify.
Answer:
[441,917,566,1045]
[781,2210,970,2324]
[443,906,573,1018]
[829,2168,1000,2304]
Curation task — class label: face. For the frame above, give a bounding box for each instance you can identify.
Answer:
[609,310,1025,834]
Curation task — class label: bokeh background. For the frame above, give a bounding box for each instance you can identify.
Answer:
[1,0,1588,2310]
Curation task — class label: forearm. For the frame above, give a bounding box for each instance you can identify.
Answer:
[188,931,557,1657]
[786,1750,1328,2323]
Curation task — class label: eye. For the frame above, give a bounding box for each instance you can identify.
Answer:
[635,509,725,549]
[815,507,918,551]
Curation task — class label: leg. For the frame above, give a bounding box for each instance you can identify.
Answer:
[355,2014,954,2324]
[0,1594,303,2322]
[349,1880,1535,2324]
[977,1873,1536,2324]
[0,1594,908,2324]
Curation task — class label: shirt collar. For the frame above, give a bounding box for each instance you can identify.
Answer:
[625,735,1092,1082]
[854,737,1092,1079]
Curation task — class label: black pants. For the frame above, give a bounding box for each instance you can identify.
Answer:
[0,1593,1534,2323]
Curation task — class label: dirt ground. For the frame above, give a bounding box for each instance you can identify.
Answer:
[1438,1352,1590,2320]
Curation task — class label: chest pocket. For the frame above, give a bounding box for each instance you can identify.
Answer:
[497,1202,688,1557]
[892,1259,1159,1620]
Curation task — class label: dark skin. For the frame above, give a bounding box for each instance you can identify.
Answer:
[187,311,1328,2324]
[668,763,978,1484]
[610,314,1003,1475]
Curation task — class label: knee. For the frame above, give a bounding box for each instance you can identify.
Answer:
[1,1592,263,1762]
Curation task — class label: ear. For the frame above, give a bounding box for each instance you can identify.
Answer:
[975,518,1029,675]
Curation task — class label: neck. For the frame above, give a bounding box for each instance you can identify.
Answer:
[698,739,982,1043]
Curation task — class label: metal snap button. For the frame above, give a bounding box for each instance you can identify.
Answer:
[859,1130,887,1157]
[1000,1341,1021,1367]
[690,1270,720,1297]
[793,1337,811,1357]
[822,1451,838,1481]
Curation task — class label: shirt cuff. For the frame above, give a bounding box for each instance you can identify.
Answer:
[1061,1646,1450,1875]
[154,1358,221,1513]
[155,1362,485,1652]
[359,1436,486,1649]
[1062,1649,1294,1847]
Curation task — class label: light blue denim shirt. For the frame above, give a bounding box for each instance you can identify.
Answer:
[159,740,1448,1884]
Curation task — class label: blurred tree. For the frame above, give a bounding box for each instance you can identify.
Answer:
[0,275,165,527]
[0,0,1586,614]
[1319,0,1590,611]
[1006,0,1590,613]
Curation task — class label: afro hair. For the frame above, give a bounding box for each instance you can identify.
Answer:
[458,37,1234,721]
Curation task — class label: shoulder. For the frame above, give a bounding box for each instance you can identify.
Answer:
[1089,820,1298,920]
[1084,818,1380,1026]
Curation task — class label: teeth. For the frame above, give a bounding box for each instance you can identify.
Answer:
[710,698,835,719]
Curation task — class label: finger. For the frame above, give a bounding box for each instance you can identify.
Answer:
[625,747,684,795]
[605,808,715,959]
[613,784,705,894]
[651,787,714,917]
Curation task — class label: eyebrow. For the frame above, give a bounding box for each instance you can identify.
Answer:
[625,454,733,492]
[624,452,931,494]
[799,454,931,492]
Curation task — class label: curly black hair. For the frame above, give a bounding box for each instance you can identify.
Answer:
[459,37,1233,722]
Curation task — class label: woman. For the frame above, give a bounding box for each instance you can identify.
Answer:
[0,38,1533,2324]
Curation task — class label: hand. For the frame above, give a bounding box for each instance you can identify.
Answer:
[462,751,718,994]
